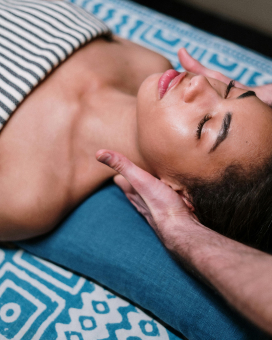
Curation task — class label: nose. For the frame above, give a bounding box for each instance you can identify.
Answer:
[183,75,211,102]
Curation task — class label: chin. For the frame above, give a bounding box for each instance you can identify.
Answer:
[137,73,162,103]
[136,73,161,126]
[136,72,167,172]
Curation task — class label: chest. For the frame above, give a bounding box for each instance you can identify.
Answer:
[61,36,172,98]
[0,36,171,202]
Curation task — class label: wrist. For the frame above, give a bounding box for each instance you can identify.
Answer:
[165,217,235,268]
[161,214,204,254]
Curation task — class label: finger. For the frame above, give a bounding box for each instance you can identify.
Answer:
[178,48,208,75]
[114,174,145,209]
[178,48,226,81]
[253,84,272,104]
[97,150,192,227]
[96,149,163,200]
[178,48,229,83]
[113,174,135,195]
[178,48,246,88]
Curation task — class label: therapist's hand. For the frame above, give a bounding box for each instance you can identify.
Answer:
[96,149,196,246]
[178,48,272,106]
[97,150,272,335]
[96,151,272,335]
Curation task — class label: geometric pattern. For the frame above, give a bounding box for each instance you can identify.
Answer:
[70,0,272,86]
[0,248,179,339]
[2,0,272,338]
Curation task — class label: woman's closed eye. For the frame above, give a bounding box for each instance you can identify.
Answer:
[196,114,211,139]
[225,80,235,99]
[195,80,235,140]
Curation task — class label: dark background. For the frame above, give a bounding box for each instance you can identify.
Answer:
[134,0,272,59]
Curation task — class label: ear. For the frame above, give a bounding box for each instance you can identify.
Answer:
[160,178,195,212]
[178,192,195,212]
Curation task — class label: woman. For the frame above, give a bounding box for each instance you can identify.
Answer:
[1,0,272,249]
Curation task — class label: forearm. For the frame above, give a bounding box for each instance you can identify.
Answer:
[96,150,272,334]
[166,218,272,334]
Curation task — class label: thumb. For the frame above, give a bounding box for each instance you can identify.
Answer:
[178,48,205,75]
[96,149,189,213]
[178,48,247,89]
[96,149,161,201]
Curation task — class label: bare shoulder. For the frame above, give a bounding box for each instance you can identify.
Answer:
[0,144,72,241]
[0,185,63,241]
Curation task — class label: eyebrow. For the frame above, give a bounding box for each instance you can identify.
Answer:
[209,112,232,153]
[237,90,256,99]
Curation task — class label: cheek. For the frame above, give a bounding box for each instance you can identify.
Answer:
[137,78,205,173]
[137,111,166,171]
[137,106,194,174]
[137,75,162,163]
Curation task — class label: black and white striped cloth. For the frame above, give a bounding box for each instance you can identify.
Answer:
[0,0,111,131]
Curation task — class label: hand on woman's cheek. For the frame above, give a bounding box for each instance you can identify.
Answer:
[178,48,272,105]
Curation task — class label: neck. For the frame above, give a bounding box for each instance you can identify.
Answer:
[94,88,151,174]
[115,94,151,172]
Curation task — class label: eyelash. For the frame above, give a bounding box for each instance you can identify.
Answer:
[196,114,211,139]
[195,80,235,139]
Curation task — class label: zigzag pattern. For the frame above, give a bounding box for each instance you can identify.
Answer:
[0,249,175,339]
[71,0,272,85]
[1,0,272,338]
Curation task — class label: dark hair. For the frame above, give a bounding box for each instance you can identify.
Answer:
[175,158,272,251]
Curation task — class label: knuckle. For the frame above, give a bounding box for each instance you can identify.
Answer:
[110,154,132,175]
[112,160,126,174]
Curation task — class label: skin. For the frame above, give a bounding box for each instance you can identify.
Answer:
[2,6,272,329]
[178,47,272,107]
[136,72,272,193]
[0,34,271,240]
[96,52,272,334]
[0,35,171,240]
[96,149,272,335]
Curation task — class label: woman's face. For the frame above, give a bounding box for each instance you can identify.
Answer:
[136,71,272,189]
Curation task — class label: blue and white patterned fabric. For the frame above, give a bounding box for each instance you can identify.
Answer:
[0,247,179,339]
[2,0,272,339]
[70,0,272,86]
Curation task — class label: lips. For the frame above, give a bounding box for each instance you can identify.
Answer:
[158,70,186,99]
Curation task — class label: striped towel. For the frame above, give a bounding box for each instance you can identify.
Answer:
[0,0,110,131]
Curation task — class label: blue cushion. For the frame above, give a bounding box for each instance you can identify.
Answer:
[17,182,269,340]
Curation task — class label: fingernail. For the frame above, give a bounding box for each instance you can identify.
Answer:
[97,153,111,164]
